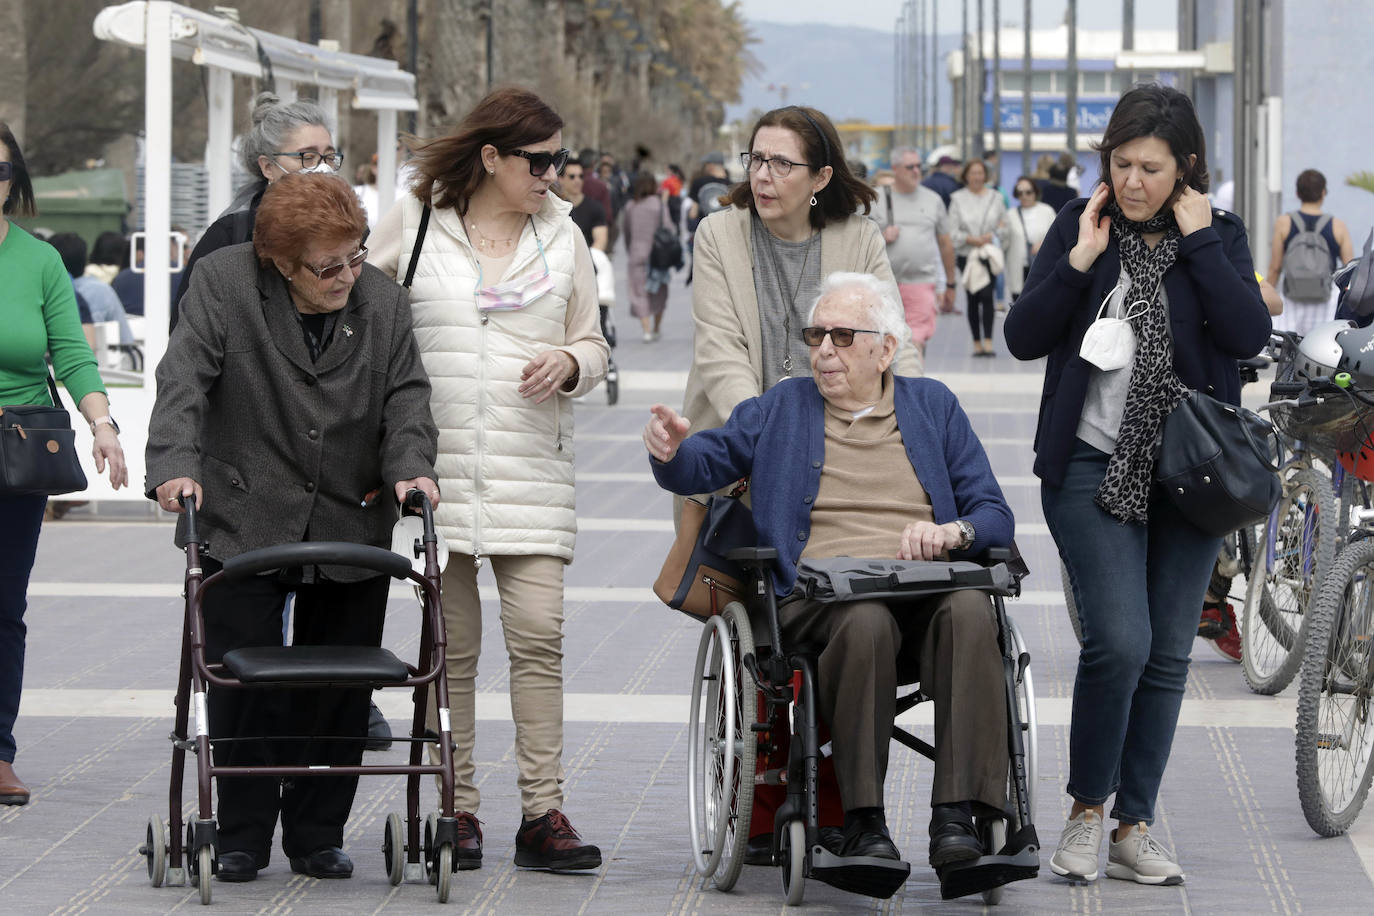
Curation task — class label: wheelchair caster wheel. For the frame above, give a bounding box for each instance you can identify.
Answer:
[780,819,805,905]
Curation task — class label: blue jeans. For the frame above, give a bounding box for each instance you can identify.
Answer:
[0,494,47,762]
[1041,440,1220,824]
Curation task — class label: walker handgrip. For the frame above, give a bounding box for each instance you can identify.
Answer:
[220,541,412,581]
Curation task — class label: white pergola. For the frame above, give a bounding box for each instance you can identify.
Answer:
[88,1,417,501]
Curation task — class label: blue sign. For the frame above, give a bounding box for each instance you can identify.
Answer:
[984,99,1117,132]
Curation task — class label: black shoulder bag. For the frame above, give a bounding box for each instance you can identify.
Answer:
[0,371,89,497]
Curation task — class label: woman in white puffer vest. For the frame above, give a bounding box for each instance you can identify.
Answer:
[368,88,608,872]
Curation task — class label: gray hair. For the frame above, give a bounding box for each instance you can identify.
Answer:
[237,92,332,181]
[890,147,922,168]
[807,272,909,344]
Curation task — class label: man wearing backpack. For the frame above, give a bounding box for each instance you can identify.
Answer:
[1269,168,1354,335]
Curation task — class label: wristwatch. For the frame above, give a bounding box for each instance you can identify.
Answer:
[954,519,976,550]
[90,416,120,435]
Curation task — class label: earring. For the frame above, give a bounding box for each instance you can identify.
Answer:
[488,169,494,175]
[809,194,818,207]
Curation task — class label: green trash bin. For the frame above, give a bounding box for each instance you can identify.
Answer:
[19,168,130,247]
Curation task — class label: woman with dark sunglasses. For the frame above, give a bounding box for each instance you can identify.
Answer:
[1005,178,1056,303]
[146,172,439,883]
[366,87,608,874]
[0,122,128,809]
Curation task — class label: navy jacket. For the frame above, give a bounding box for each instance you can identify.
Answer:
[651,375,1014,596]
[1004,199,1270,487]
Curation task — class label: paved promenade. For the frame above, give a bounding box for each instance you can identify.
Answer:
[1,260,1371,914]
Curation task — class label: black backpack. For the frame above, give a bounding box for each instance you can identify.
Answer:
[649,200,683,271]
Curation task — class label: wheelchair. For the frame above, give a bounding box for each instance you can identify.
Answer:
[686,547,1039,905]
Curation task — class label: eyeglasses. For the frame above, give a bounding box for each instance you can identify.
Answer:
[801,326,881,347]
[897,164,921,172]
[741,151,808,178]
[303,246,368,280]
[0,162,11,181]
[1015,187,1037,197]
[505,148,572,176]
[273,150,344,171]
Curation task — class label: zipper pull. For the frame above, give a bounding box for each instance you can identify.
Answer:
[472,549,483,571]
[481,313,489,326]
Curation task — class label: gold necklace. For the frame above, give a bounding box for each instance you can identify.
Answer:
[468,217,520,252]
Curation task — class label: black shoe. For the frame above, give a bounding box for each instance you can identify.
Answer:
[216,850,259,883]
[365,701,392,752]
[456,811,483,870]
[929,803,984,868]
[289,846,353,879]
[841,811,900,860]
[817,826,845,855]
[743,833,772,866]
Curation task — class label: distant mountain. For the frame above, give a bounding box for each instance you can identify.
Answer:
[728,21,961,128]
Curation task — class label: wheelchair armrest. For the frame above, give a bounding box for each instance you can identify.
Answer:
[982,547,1015,563]
[968,540,1030,585]
[726,546,778,568]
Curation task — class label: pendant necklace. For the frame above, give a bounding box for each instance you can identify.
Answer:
[467,216,519,252]
[760,221,817,382]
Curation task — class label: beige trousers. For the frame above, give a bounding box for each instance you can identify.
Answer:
[432,553,567,818]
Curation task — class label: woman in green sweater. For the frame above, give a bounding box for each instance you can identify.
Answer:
[0,122,127,807]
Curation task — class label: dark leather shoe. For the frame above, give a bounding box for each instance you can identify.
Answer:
[817,826,845,855]
[514,809,602,870]
[743,833,772,866]
[365,700,392,752]
[456,811,482,870]
[216,850,259,883]
[928,803,984,868]
[289,846,353,878]
[841,812,900,860]
[0,761,30,806]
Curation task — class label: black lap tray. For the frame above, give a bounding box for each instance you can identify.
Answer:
[794,558,1017,602]
[221,646,410,685]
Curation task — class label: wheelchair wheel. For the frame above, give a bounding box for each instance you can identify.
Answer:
[1296,539,1374,836]
[1243,468,1336,695]
[1007,617,1037,816]
[686,603,758,888]
[779,818,806,906]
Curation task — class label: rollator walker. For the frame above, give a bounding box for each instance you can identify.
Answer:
[686,546,1039,905]
[138,491,464,904]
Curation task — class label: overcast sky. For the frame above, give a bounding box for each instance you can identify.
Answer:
[736,1,1179,34]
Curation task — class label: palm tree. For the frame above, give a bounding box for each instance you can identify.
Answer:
[1347,171,1374,195]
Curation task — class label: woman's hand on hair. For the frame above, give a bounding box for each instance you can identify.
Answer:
[519,349,577,403]
[643,404,690,463]
[1069,183,1112,272]
[1172,186,1213,237]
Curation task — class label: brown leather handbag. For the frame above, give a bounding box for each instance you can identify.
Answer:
[653,481,754,620]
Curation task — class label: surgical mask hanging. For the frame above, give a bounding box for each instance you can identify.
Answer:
[476,232,554,312]
[299,161,338,175]
[1079,281,1153,372]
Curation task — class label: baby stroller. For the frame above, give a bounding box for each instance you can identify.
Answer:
[138,491,462,904]
[591,246,619,405]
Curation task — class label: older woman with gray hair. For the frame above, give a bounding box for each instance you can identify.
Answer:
[173,92,342,330]
[645,271,1014,872]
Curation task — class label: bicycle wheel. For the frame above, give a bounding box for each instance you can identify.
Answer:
[1296,539,1374,836]
[1242,467,1336,694]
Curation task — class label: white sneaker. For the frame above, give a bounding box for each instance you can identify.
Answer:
[1049,809,1104,881]
[1106,825,1185,885]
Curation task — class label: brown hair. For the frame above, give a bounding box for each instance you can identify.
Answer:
[253,173,367,271]
[1,121,37,218]
[1013,176,1041,201]
[959,159,988,185]
[1296,169,1327,204]
[724,105,876,228]
[632,171,657,200]
[1094,83,1209,198]
[407,87,564,217]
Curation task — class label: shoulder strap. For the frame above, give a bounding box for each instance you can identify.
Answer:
[883,186,893,227]
[45,367,65,410]
[402,204,431,290]
[1313,213,1334,234]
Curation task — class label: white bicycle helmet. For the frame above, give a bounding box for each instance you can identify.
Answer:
[1295,319,1356,380]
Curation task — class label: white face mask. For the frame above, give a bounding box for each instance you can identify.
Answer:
[300,160,338,175]
[1079,282,1149,372]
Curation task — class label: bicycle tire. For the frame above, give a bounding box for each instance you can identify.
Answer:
[1242,467,1336,694]
[1295,538,1374,836]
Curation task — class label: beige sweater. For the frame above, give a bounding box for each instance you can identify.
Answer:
[681,206,923,435]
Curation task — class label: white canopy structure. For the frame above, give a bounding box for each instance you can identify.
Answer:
[88,1,417,502]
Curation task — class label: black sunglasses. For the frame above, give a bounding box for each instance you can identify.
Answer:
[303,247,368,280]
[0,162,11,181]
[505,148,572,176]
[801,326,881,347]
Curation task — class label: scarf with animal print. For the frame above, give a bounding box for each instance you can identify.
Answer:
[1094,201,1187,524]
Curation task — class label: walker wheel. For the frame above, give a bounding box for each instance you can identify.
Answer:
[142,815,167,886]
[435,843,453,902]
[382,812,405,886]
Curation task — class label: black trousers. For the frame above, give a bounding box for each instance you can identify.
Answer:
[201,561,389,860]
[966,282,997,342]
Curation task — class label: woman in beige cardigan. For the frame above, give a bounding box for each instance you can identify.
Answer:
[681,105,921,437]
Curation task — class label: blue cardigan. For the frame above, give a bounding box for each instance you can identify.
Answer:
[651,375,1015,596]
[1003,199,1272,487]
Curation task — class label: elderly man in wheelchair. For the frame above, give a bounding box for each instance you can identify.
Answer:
[645,272,1036,902]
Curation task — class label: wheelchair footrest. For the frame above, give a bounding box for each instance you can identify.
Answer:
[936,846,1039,900]
[221,646,410,685]
[808,845,911,900]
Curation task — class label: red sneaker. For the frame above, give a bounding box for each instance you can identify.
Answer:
[514,809,602,871]
[1199,602,1242,662]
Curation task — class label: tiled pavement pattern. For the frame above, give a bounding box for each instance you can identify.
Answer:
[2,259,1372,914]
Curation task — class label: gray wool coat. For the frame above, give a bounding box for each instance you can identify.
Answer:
[145,243,438,579]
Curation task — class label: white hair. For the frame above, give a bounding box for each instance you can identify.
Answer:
[890,147,922,168]
[808,272,909,345]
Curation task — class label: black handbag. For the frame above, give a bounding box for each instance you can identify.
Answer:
[0,372,88,497]
[649,200,684,272]
[653,483,756,620]
[1154,389,1281,537]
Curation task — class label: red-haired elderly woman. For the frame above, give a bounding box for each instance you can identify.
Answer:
[146,172,439,884]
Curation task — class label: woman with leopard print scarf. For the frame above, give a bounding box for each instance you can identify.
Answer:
[1003,85,1271,888]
